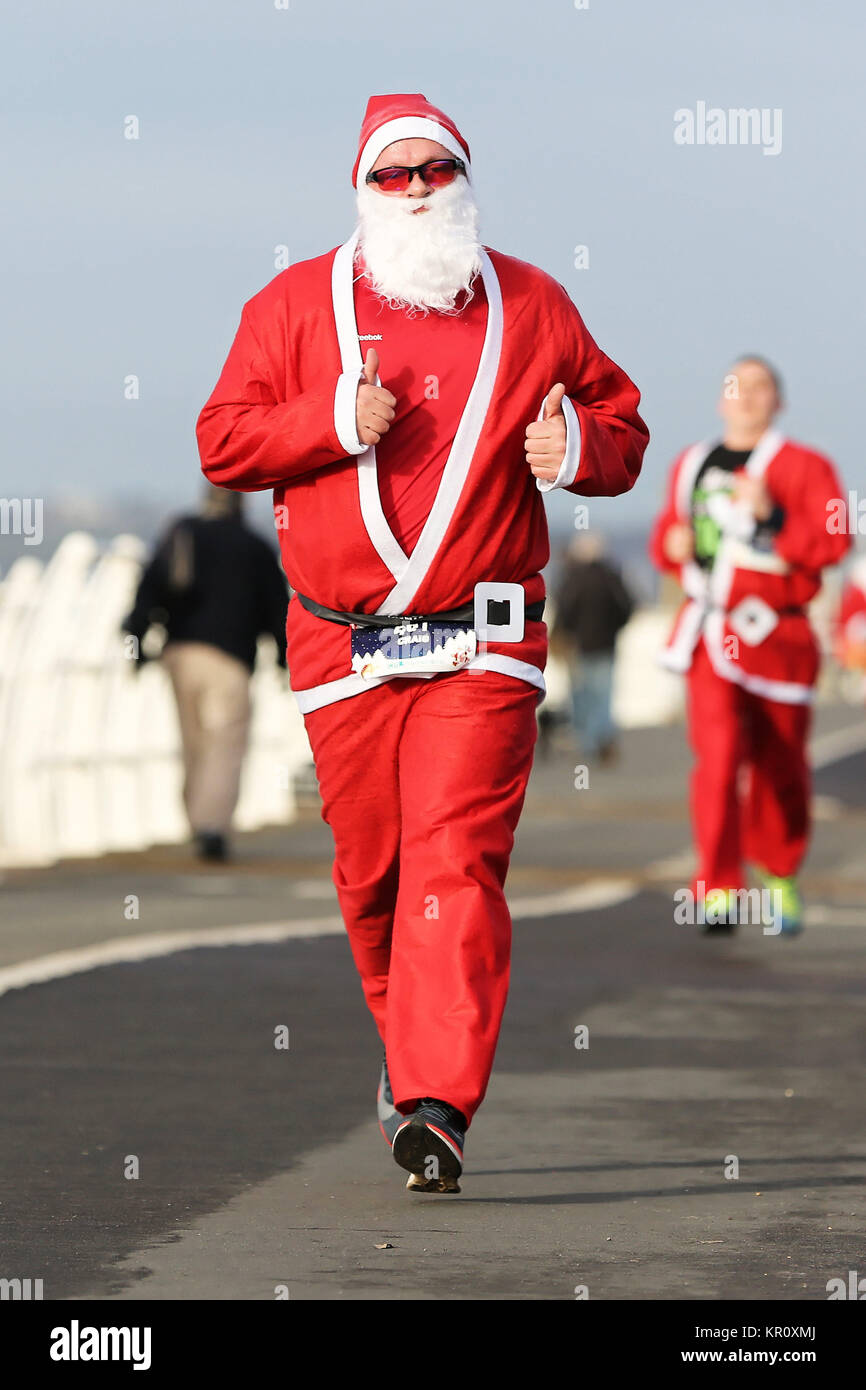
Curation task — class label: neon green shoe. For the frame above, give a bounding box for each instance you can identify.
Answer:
[753,869,804,936]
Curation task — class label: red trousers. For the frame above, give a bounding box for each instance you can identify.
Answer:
[303,671,539,1126]
[686,639,812,891]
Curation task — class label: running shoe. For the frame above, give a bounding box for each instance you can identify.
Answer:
[377,1054,403,1148]
[753,869,804,936]
[392,1098,465,1194]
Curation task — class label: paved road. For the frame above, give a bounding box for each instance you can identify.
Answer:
[1,712,864,1300]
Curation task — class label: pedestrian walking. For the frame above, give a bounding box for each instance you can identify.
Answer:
[122,485,289,862]
[554,533,634,762]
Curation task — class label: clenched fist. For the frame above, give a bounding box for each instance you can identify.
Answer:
[525,383,568,482]
[732,472,773,521]
[355,348,396,447]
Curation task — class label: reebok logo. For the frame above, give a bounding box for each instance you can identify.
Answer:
[358,334,382,341]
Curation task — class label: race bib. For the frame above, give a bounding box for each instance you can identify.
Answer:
[350,621,477,681]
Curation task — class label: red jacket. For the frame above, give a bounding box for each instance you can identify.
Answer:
[649,430,851,702]
[197,234,648,711]
[837,565,866,669]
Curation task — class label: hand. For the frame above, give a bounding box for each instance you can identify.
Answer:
[663,523,694,564]
[355,349,396,448]
[733,473,773,521]
[525,383,568,482]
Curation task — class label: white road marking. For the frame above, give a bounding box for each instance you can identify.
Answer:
[810,722,866,768]
[294,880,340,900]
[644,852,695,880]
[0,918,343,1000]
[804,904,866,928]
[2,721,862,1000]
[509,879,637,918]
[0,880,637,1000]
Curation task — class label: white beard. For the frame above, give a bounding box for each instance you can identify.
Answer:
[355,174,483,314]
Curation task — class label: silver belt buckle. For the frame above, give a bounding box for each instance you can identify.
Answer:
[473,582,525,643]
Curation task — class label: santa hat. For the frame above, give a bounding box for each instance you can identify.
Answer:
[352,93,471,189]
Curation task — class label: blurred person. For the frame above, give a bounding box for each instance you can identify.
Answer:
[197,93,648,1192]
[835,554,866,698]
[122,483,289,862]
[554,532,634,762]
[649,356,850,935]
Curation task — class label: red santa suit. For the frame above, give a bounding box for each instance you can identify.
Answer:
[197,94,648,1125]
[836,558,866,697]
[649,429,850,892]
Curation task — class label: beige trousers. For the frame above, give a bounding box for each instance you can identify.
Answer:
[161,641,252,835]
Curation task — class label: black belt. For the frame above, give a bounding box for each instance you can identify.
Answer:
[294,591,545,630]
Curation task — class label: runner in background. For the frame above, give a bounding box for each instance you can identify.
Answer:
[835,554,866,704]
[649,357,850,935]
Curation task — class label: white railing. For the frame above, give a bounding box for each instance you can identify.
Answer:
[0,532,313,868]
[542,606,686,727]
[10,531,794,868]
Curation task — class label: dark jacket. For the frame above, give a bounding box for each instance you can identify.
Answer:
[554,558,634,655]
[122,515,288,672]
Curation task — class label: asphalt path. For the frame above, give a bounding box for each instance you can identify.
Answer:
[1,714,864,1301]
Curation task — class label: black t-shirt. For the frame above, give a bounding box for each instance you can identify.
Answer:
[691,444,783,570]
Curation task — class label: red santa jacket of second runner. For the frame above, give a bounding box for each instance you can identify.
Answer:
[196,232,648,712]
[649,430,850,703]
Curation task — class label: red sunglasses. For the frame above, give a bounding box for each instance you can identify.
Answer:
[365,157,466,193]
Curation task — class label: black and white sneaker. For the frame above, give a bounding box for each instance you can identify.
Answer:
[392,1098,466,1194]
[376,1055,402,1148]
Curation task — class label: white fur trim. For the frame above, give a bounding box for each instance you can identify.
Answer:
[726,537,790,575]
[293,655,545,714]
[333,370,366,456]
[745,426,786,479]
[356,117,471,187]
[377,247,503,613]
[534,394,581,493]
[674,440,714,520]
[330,231,503,608]
[465,653,546,693]
[659,598,706,672]
[331,233,409,581]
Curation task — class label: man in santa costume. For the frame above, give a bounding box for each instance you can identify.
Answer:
[197,93,647,1192]
[836,555,866,699]
[649,357,850,936]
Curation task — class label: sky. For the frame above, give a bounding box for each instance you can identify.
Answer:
[3,0,864,544]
